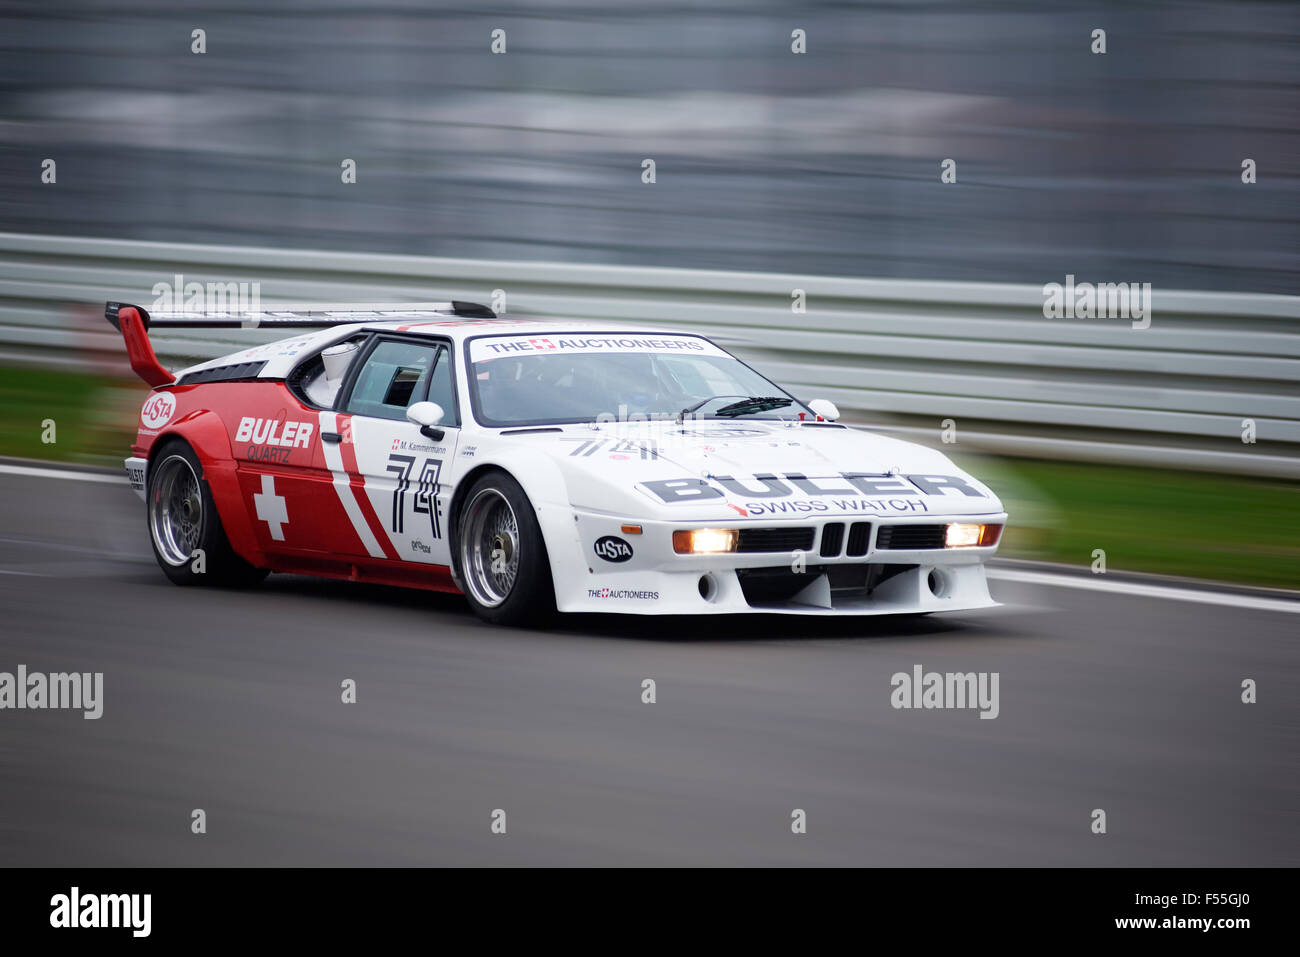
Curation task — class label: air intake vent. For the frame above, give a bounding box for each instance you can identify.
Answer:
[736,527,816,553]
[876,524,946,550]
[178,360,268,384]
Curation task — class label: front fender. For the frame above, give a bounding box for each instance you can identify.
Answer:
[450,444,586,603]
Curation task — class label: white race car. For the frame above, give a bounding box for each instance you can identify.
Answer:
[109,300,1007,625]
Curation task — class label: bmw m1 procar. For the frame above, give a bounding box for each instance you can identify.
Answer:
[107,299,1007,625]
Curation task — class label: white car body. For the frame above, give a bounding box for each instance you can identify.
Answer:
[154,314,1007,616]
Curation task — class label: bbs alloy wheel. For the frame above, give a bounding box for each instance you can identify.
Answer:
[455,472,555,626]
[146,439,267,587]
[149,454,204,566]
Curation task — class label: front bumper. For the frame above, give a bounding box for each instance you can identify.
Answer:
[548,506,1006,615]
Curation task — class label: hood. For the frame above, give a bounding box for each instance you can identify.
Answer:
[516,419,1004,521]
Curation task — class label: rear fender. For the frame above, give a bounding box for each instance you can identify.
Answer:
[151,410,266,568]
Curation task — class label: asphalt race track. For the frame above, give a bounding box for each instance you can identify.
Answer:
[0,466,1295,866]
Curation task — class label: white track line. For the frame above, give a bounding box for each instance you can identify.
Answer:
[988,568,1300,615]
[0,463,126,485]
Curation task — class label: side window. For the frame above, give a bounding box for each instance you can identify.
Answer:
[426,346,457,425]
[345,340,441,421]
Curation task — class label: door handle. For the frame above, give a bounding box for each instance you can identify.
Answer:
[322,432,343,444]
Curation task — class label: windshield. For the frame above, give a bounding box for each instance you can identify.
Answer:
[466,333,808,428]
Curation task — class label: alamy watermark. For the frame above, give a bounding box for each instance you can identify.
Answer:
[0,665,103,719]
[891,665,999,719]
[1042,274,1151,329]
[151,273,261,313]
[50,887,150,937]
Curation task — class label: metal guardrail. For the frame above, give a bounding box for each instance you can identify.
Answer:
[1,232,1297,477]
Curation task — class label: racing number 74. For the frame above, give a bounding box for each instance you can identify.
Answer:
[386,453,444,539]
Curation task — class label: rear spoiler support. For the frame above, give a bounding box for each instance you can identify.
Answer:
[107,304,174,388]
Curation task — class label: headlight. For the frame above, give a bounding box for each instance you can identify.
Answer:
[945,523,1003,548]
[672,528,739,554]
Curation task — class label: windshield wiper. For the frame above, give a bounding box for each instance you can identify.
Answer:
[714,396,793,417]
[679,394,747,418]
[678,394,795,421]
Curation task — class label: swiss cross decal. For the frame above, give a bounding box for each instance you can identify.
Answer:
[253,474,289,541]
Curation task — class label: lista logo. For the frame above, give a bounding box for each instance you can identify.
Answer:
[140,392,176,429]
[235,417,315,449]
[593,536,633,563]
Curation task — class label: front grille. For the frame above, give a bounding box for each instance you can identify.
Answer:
[819,522,844,557]
[876,524,947,550]
[845,521,872,556]
[736,527,816,553]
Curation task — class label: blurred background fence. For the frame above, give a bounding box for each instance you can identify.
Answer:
[2,1,1297,292]
[0,230,1296,478]
[2,1,1298,477]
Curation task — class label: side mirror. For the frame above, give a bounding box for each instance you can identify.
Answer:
[807,398,839,422]
[406,401,446,440]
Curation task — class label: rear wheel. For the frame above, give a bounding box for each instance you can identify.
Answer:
[456,472,555,626]
[147,440,267,587]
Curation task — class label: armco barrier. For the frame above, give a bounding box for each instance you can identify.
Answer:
[1,232,1296,477]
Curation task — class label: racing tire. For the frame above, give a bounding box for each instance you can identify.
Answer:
[146,439,268,587]
[455,471,556,627]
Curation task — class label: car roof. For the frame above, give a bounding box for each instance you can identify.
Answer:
[171,318,710,383]
[367,317,677,338]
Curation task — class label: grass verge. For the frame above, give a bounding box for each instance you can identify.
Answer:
[0,365,142,465]
[963,456,1300,591]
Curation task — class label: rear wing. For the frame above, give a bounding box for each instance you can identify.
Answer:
[104,300,496,387]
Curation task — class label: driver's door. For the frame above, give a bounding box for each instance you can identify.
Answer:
[332,336,460,568]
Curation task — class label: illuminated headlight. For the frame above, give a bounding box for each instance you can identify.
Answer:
[945,523,1003,548]
[673,528,739,554]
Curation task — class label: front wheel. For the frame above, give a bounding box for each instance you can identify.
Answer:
[147,439,267,587]
[456,472,555,626]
